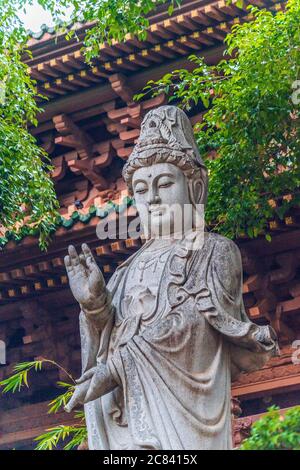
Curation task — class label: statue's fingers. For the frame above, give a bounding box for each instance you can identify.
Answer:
[84,383,101,403]
[79,254,88,270]
[64,255,73,273]
[82,243,94,259]
[75,367,96,384]
[87,259,102,279]
[82,244,96,267]
[82,248,102,280]
[68,245,80,265]
[64,391,83,413]
[82,243,93,257]
[83,367,106,402]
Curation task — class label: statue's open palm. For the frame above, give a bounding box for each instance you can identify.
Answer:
[64,243,105,310]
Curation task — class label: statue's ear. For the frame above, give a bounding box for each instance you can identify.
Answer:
[189,176,204,205]
[191,168,208,205]
[187,176,206,231]
[195,179,204,204]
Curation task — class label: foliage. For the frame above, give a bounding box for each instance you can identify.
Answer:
[0,358,87,450]
[0,1,59,250]
[47,381,75,414]
[139,0,300,240]
[31,0,182,62]
[34,416,87,451]
[0,358,74,392]
[0,360,43,392]
[240,405,300,450]
[0,0,183,249]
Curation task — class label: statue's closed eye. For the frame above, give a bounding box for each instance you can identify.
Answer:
[135,185,148,194]
[158,181,174,189]
[158,177,174,189]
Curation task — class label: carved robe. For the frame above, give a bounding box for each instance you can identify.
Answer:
[80,232,277,450]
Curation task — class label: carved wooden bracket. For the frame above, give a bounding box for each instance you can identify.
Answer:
[58,180,89,208]
[68,158,107,190]
[240,248,261,275]
[109,73,134,104]
[51,113,117,189]
[53,113,94,159]
[270,304,296,343]
[40,132,55,154]
[247,274,277,320]
[270,251,300,284]
[51,155,67,181]
[66,142,114,190]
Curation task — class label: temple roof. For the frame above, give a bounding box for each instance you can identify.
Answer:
[0,0,292,253]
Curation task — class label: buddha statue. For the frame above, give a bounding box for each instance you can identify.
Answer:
[64,105,278,450]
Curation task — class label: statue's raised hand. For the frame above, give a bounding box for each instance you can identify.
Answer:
[64,243,106,311]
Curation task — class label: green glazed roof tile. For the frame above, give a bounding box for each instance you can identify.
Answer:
[79,213,92,224]
[0,197,135,249]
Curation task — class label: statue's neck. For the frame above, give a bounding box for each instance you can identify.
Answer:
[146,236,178,252]
[147,228,196,248]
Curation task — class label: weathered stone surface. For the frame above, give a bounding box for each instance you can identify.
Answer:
[65,106,278,450]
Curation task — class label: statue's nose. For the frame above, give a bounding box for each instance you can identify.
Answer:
[148,190,161,205]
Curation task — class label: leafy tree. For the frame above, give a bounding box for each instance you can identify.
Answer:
[0,1,59,250]
[240,405,300,450]
[35,0,182,62]
[140,0,300,240]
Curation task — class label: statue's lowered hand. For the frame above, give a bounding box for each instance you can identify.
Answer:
[64,243,106,311]
[64,379,92,413]
[65,363,118,412]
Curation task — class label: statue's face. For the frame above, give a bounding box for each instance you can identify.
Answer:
[132,162,193,238]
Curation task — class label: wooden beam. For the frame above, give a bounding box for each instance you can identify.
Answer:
[53,113,94,159]
[109,74,134,103]
[232,373,300,399]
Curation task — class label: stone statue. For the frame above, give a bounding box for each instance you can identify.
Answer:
[64,106,278,450]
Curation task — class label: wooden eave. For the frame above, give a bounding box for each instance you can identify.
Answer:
[26,0,284,102]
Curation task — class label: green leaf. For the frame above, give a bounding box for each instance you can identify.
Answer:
[0,360,46,393]
[168,4,174,16]
[240,406,300,450]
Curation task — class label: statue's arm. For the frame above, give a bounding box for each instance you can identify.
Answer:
[208,237,279,374]
[65,243,115,331]
[80,288,114,331]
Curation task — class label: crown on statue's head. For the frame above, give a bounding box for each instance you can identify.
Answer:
[122,105,207,194]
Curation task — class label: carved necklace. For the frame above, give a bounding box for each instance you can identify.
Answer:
[135,243,174,283]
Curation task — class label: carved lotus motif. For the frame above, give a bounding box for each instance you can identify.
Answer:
[123,285,157,320]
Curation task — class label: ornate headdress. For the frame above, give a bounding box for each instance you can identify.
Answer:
[122,105,207,197]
